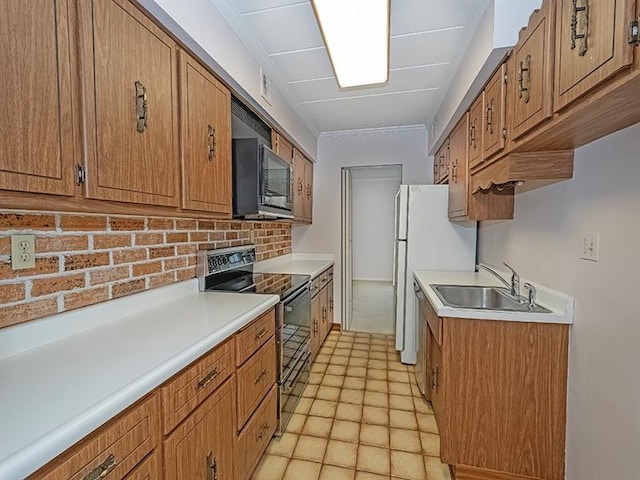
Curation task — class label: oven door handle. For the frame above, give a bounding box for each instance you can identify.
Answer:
[281,351,311,394]
[284,285,311,310]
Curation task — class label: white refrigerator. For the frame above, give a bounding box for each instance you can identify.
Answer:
[393,185,477,364]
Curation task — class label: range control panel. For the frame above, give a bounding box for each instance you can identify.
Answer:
[199,245,257,277]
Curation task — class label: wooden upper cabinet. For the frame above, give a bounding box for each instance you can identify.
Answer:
[293,148,306,220]
[274,133,294,165]
[448,114,469,218]
[0,0,77,196]
[180,52,232,215]
[510,0,555,140]
[164,378,235,480]
[468,95,484,170]
[78,0,180,207]
[554,0,636,111]
[303,159,314,223]
[483,63,507,161]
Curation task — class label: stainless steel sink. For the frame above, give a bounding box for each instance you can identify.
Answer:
[430,284,552,313]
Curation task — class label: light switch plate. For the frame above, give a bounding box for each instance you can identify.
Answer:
[11,234,36,270]
[580,232,599,262]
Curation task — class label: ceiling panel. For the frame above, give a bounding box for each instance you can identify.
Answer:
[217,0,488,134]
[390,0,474,35]
[304,90,441,132]
[288,63,450,102]
[270,47,333,82]
[242,2,323,53]
[391,27,464,69]
[233,0,307,15]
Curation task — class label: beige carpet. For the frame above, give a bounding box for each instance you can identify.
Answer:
[350,281,395,335]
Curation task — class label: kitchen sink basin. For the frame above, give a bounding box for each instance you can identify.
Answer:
[430,284,552,313]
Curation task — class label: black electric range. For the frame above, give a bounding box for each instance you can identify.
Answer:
[197,245,312,435]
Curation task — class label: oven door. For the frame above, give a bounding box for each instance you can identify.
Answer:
[280,285,311,380]
[277,341,310,435]
[259,145,293,217]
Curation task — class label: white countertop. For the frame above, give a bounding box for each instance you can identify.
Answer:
[413,269,574,324]
[254,252,335,278]
[0,279,279,479]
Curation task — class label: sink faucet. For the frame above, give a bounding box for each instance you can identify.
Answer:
[476,263,520,299]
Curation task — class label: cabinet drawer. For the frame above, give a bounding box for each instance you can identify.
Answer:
[123,451,159,480]
[235,308,275,366]
[30,394,160,480]
[425,300,443,346]
[161,338,235,434]
[237,339,277,430]
[236,386,278,480]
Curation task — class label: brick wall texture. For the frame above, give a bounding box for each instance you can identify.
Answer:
[0,211,292,328]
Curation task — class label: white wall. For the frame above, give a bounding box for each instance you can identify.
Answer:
[478,124,640,480]
[148,0,318,158]
[292,126,432,323]
[352,176,402,281]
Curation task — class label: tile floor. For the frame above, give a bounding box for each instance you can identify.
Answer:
[351,281,395,335]
[251,330,452,480]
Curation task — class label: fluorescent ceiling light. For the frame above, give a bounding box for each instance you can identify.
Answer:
[311,0,390,89]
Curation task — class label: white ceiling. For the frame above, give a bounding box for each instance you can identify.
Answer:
[215,0,489,135]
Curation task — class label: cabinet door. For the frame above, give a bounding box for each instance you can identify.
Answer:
[327,280,334,333]
[510,1,555,140]
[468,95,484,170]
[429,334,444,427]
[483,63,507,161]
[274,133,294,165]
[293,149,306,220]
[164,378,235,480]
[311,294,321,358]
[447,114,469,218]
[555,0,635,111]
[320,285,329,342]
[78,0,179,207]
[303,159,314,223]
[440,139,450,184]
[0,0,76,196]
[180,52,231,214]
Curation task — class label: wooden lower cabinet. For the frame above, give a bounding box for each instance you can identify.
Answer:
[123,451,159,480]
[421,301,569,480]
[310,267,334,358]
[236,386,278,480]
[27,394,160,480]
[164,377,236,480]
[29,307,278,480]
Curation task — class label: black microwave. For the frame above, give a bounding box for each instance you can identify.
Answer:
[232,138,294,219]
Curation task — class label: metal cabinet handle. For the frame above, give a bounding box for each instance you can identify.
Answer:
[431,366,439,391]
[208,125,216,161]
[571,0,589,56]
[329,297,333,312]
[207,451,218,480]
[313,319,318,334]
[135,81,148,133]
[485,99,495,134]
[451,159,458,182]
[306,184,312,200]
[297,178,303,194]
[254,328,267,341]
[518,55,531,103]
[83,454,117,480]
[254,369,268,384]
[196,367,220,391]
[256,423,270,441]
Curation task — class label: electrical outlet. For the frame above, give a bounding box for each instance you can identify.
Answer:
[11,234,36,270]
[580,232,599,262]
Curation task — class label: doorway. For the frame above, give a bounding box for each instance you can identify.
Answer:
[341,165,402,334]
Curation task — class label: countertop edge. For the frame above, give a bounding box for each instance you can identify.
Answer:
[0,295,279,480]
[413,270,574,325]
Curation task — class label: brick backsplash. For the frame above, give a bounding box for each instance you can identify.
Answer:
[0,211,292,328]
